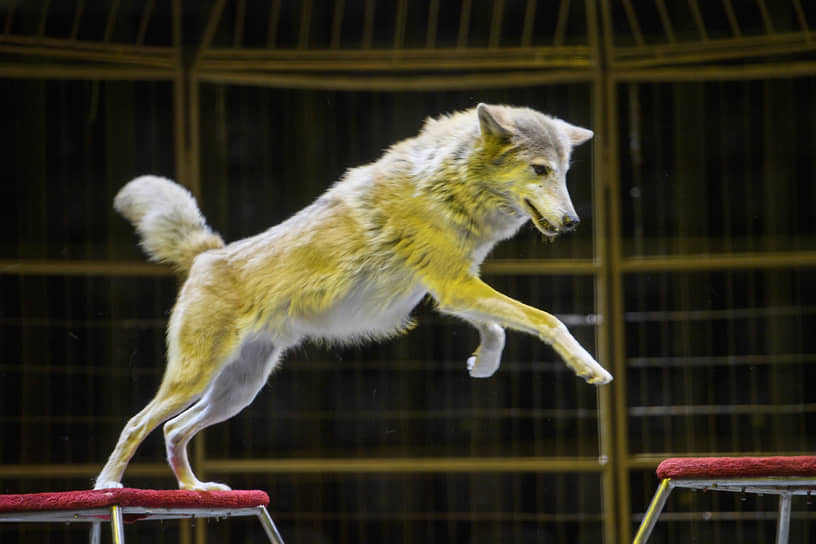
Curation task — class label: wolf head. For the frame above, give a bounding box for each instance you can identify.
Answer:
[474,103,593,240]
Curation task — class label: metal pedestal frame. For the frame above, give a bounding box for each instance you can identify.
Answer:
[0,503,285,544]
[633,477,816,544]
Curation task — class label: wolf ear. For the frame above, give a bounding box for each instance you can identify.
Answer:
[556,119,594,146]
[477,103,513,140]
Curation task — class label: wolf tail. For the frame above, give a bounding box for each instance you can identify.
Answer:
[114,175,224,274]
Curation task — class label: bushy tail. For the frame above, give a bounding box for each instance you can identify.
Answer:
[114,175,224,274]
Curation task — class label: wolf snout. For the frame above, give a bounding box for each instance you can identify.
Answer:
[561,214,580,232]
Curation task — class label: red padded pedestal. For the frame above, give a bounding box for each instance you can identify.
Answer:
[0,488,283,543]
[657,456,816,480]
[0,488,269,514]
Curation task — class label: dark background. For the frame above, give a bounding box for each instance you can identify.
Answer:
[1,1,815,543]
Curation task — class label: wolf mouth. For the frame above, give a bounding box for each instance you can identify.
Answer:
[523,199,558,236]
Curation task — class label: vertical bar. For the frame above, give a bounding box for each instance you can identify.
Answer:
[394,0,408,49]
[267,0,281,48]
[792,0,810,40]
[37,0,50,36]
[362,0,375,49]
[632,479,673,544]
[553,0,570,46]
[775,494,792,544]
[90,522,101,544]
[180,518,192,544]
[488,0,505,48]
[600,2,630,541]
[297,0,312,49]
[654,0,676,43]
[103,0,120,42]
[687,0,709,41]
[173,0,187,188]
[587,1,617,542]
[110,505,125,544]
[426,0,439,48]
[621,0,645,46]
[192,0,227,72]
[330,0,345,49]
[70,0,85,40]
[521,0,536,47]
[756,0,776,36]
[257,506,287,544]
[457,0,472,48]
[234,0,246,47]
[188,66,201,198]
[136,0,154,45]
[722,0,742,38]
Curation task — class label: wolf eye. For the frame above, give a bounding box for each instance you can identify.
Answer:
[532,164,551,176]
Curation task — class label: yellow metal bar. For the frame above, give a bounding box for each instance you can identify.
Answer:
[0,463,169,478]
[687,0,708,41]
[457,0,471,48]
[0,260,171,276]
[426,0,439,48]
[482,258,599,275]
[553,0,571,46]
[136,0,154,45]
[722,0,741,37]
[173,0,187,188]
[488,0,504,48]
[110,505,125,544]
[521,0,537,47]
[602,63,633,544]
[621,0,644,46]
[195,69,594,91]
[0,64,174,79]
[654,0,675,43]
[330,0,344,49]
[632,479,672,544]
[621,252,816,272]
[204,456,606,474]
[192,0,226,71]
[196,46,593,72]
[362,0,375,49]
[611,35,816,69]
[297,0,312,50]
[587,1,617,541]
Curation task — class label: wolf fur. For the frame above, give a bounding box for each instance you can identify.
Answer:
[95,103,613,491]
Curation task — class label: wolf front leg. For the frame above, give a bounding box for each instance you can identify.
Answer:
[434,276,612,385]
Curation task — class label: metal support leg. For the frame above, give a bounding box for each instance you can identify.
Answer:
[256,505,286,544]
[110,504,125,544]
[90,521,101,544]
[775,493,792,544]
[633,479,673,544]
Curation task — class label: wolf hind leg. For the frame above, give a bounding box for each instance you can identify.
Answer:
[96,307,243,489]
[163,340,282,491]
[466,321,505,378]
[94,383,209,490]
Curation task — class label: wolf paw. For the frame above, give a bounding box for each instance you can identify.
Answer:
[467,354,497,378]
[94,480,124,490]
[182,481,232,492]
[568,349,613,385]
[468,323,505,378]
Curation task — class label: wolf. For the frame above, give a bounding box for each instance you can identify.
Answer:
[95,103,612,491]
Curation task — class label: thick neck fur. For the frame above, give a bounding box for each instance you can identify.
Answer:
[337,109,526,272]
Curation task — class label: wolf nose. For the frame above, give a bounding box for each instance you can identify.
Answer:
[561,214,580,231]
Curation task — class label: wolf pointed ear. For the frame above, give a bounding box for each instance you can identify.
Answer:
[557,119,594,146]
[477,103,513,140]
